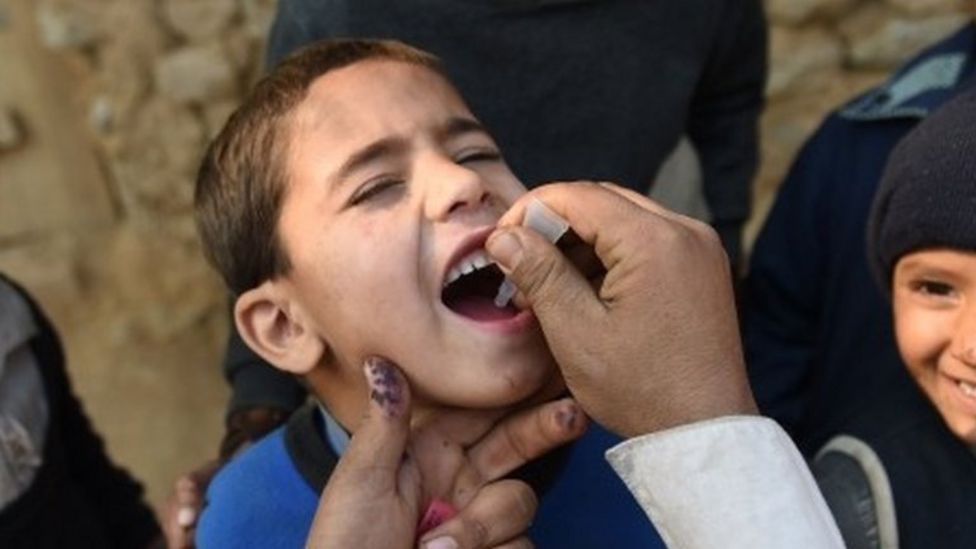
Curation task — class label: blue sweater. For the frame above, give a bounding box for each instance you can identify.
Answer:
[197,405,663,548]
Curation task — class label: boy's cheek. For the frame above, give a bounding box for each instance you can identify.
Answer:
[937,400,976,446]
[893,306,945,368]
[490,171,528,209]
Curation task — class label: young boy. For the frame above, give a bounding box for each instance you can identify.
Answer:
[812,86,976,548]
[194,39,661,547]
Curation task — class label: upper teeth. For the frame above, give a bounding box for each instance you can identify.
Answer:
[445,250,493,287]
[960,380,976,398]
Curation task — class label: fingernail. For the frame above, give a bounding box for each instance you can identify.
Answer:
[423,536,459,549]
[556,404,578,432]
[363,357,405,418]
[486,229,523,269]
[177,507,196,528]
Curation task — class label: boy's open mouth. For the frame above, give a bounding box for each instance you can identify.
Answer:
[441,249,519,322]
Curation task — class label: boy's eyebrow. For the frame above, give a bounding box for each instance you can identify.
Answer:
[897,258,963,280]
[331,116,491,188]
[896,258,932,278]
[333,137,408,187]
[436,116,491,142]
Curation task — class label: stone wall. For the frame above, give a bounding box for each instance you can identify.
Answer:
[0,0,277,509]
[753,0,973,241]
[0,0,972,512]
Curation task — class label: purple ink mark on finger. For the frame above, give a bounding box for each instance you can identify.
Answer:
[556,405,578,431]
[364,357,405,418]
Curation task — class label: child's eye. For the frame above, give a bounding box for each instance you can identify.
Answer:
[911,279,957,298]
[456,149,502,165]
[349,178,403,206]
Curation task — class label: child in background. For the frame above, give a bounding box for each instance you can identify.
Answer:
[812,87,976,548]
[193,39,660,547]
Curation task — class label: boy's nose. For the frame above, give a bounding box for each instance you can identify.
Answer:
[423,159,490,221]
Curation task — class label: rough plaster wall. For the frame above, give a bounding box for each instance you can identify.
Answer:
[754,0,973,243]
[0,0,972,513]
[0,0,274,511]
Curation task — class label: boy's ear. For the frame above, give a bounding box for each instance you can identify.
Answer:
[234,281,327,375]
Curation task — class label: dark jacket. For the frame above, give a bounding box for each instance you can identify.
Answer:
[266,0,765,261]
[0,276,160,549]
[743,23,976,456]
[812,369,976,548]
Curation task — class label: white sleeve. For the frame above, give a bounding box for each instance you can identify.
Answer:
[605,416,844,548]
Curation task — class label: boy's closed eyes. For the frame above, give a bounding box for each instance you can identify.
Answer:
[343,129,505,208]
[335,117,503,205]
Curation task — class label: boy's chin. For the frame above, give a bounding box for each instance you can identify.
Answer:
[941,412,976,446]
[496,361,562,404]
[446,369,565,411]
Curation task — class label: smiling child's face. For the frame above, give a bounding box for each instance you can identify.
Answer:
[892,248,976,445]
[272,60,556,413]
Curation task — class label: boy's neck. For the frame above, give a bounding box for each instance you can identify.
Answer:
[305,366,363,434]
[315,401,351,455]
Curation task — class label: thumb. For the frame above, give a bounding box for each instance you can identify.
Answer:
[486,226,601,321]
[343,357,412,470]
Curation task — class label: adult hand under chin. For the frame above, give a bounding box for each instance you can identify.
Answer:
[305,356,587,549]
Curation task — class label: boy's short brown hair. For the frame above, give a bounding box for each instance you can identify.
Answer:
[195,39,442,295]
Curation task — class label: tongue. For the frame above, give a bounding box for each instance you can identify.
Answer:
[451,295,518,321]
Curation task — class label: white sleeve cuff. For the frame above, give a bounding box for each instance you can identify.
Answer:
[605,416,843,548]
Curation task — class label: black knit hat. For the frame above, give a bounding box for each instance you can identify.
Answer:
[867,85,976,292]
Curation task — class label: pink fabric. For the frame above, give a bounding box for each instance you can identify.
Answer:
[417,498,458,537]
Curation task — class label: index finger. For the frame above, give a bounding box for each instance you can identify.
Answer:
[596,182,714,235]
[500,180,687,233]
[467,397,587,482]
[497,182,641,237]
[420,376,568,446]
